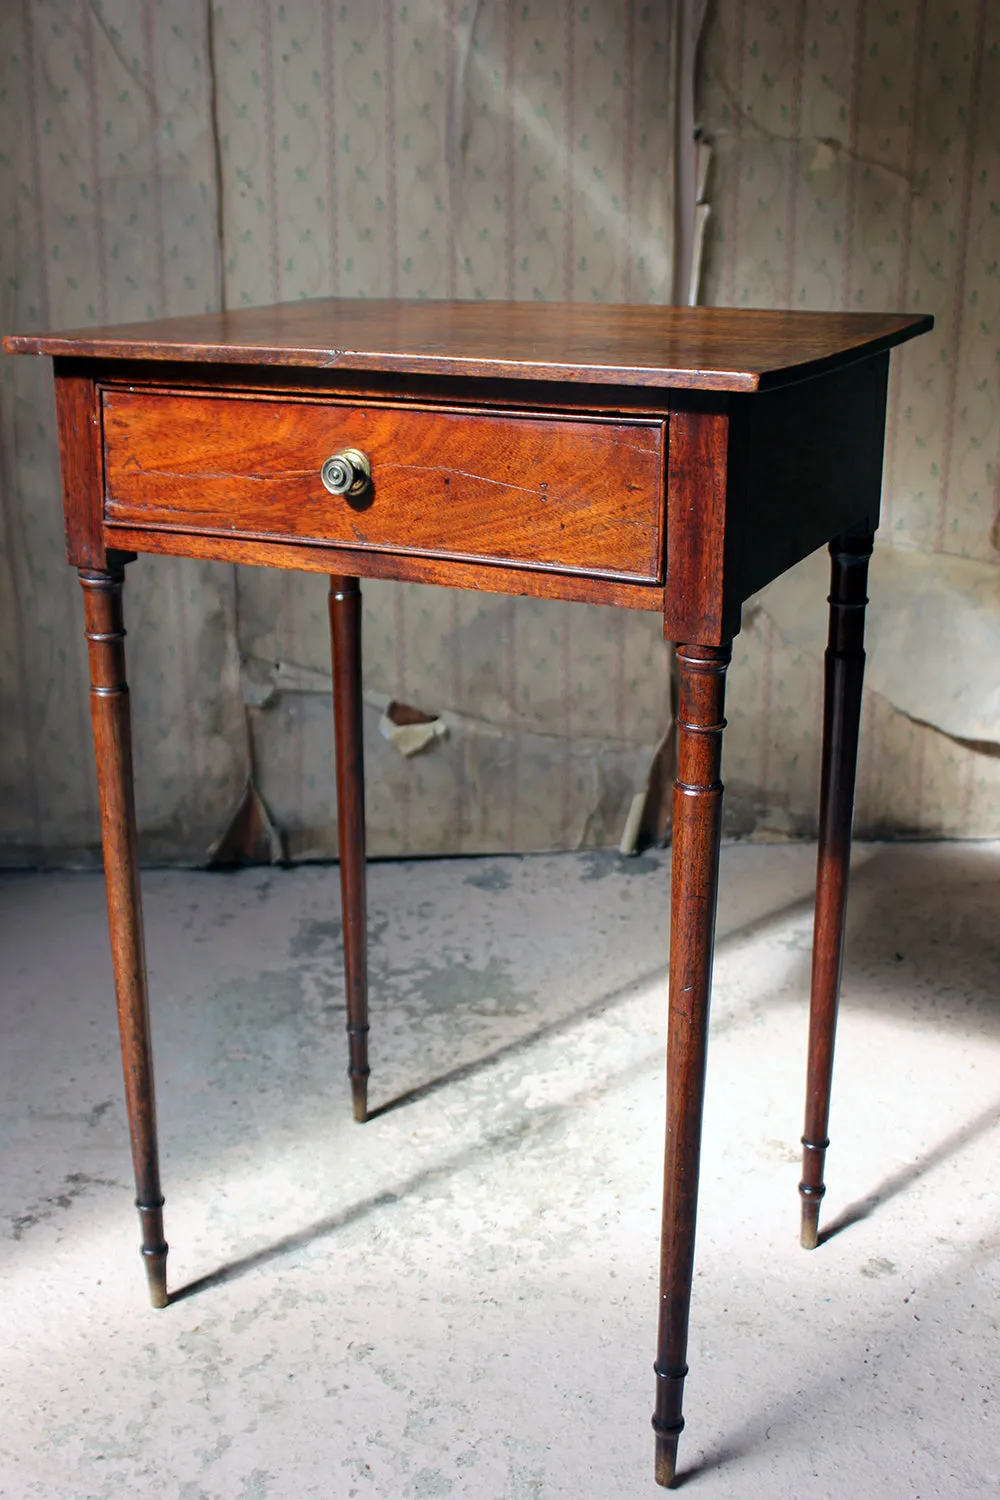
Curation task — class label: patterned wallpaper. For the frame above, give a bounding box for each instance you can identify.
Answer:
[0,1,247,865]
[0,0,679,864]
[1,0,997,867]
[699,0,1000,838]
[213,1,680,859]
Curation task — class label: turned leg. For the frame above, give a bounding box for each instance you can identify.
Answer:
[653,641,731,1488]
[799,531,874,1249]
[79,557,168,1308]
[329,575,370,1123]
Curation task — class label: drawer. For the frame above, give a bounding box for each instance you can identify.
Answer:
[101,390,665,582]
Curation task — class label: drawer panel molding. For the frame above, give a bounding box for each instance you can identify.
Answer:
[102,390,666,582]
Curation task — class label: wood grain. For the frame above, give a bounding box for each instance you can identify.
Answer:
[54,361,106,567]
[799,531,874,1250]
[662,403,731,644]
[95,362,683,416]
[727,353,889,607]
[329,576,370,1125]
[6,299,932,392]
[5,299,937,1488]
[102,534,666,616]
[79,558,168,1309]
[663,356,891,644]
[654,641,732,1488]
[102,389,665,582]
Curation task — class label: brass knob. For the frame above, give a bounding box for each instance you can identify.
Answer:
[320,448,372,498]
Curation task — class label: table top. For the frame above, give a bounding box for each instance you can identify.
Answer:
[3,300,931,393]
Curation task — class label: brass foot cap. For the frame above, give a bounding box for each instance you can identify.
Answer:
[654,1433,679,1489]
[800,1202,820,1250]
[141,1245,168,1308]
[146,1271,169,1309]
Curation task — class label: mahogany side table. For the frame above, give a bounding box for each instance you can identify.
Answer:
[4,301,931,1486]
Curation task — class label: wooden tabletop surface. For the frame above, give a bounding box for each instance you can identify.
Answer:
[3,300,931,392]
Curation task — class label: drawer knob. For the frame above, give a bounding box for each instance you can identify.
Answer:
[320,448,372,498]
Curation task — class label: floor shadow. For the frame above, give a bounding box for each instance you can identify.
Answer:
[369,843,1000,1123]
[364,962,665,1121]
[167,886,828,1302]
[169,1186,404,1304]
[168,1048,624,1304]
[366,881,818,1120]
[817,1093,1000,1245]
[838,843,1000,1031]
[161,844,1000,1308]
[672,1440,757,1488]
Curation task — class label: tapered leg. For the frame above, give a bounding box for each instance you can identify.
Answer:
[329,576,370,1123]
[653,641,731,1488]
[799,531,874,1249]
[79,558,168,1308]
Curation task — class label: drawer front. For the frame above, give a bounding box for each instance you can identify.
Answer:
[102,390,665,582]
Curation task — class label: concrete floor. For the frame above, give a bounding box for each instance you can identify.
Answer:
[1,842,998,1499]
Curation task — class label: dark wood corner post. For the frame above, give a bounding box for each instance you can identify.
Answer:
[799,530,874,1249]
[654,641,732,1488]
[328,575,370,1123]
[79,554,168,1308]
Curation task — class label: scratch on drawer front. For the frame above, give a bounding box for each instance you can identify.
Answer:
[604,437,661,456]
[379,462,551,497]
[118,462,317,483]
